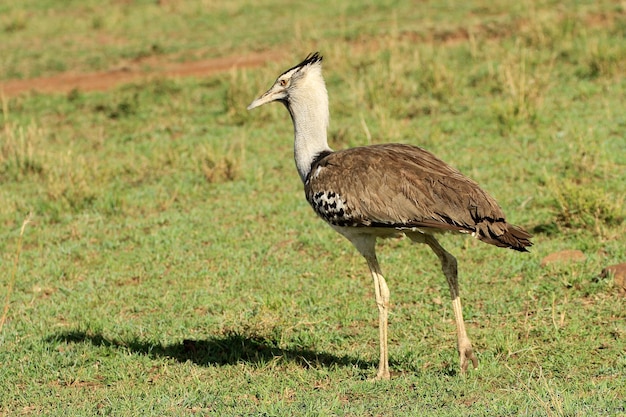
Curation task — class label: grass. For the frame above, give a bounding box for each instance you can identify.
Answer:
[1,0,625,416]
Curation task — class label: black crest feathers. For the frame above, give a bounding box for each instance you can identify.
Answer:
[284,52,323,75]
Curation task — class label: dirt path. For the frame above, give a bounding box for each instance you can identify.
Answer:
[1,10,617,99]
[0,50,284,98]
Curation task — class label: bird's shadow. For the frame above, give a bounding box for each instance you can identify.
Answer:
[46,330,374,371]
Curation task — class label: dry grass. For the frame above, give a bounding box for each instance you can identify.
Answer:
[0,213,32,332]
[0,1,624,416]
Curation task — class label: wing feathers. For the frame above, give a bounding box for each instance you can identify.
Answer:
[305,143,532,251]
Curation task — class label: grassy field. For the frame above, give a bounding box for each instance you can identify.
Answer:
[1,0,625,415]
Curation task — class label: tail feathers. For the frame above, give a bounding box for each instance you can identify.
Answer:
[478,223,533,252]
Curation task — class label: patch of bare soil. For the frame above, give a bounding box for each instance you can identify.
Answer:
[0,50,284,98]
[540,250,587,267]
[1,9,620,98]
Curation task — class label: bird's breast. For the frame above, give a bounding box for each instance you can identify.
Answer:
[307,189,360,227]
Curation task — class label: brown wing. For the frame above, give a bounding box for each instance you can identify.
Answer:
[305,143,532,251]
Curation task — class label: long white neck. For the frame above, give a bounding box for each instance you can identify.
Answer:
[285,74,332,183]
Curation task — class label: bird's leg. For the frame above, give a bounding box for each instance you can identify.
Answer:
[342,233,391,380]
[364,254,391,380]
[424,235,478,373]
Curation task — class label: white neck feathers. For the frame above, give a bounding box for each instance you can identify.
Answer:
[285,65,332,182]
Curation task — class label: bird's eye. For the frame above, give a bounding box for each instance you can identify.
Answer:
[279,79,288,87]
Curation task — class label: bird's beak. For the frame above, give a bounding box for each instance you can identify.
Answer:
[247,84,285,110]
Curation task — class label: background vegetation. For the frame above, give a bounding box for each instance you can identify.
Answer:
[1,0,624,415]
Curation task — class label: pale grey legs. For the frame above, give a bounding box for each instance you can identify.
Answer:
[346,230,477,380]
[365,254,390,380]
[411,233,478,373]
[348,234,391,380]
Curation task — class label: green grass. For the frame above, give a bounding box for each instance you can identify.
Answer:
[1,0,625,416]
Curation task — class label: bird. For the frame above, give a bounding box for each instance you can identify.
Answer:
[247,52,532,380]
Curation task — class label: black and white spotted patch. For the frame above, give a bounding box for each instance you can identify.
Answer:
[307,190,358,227]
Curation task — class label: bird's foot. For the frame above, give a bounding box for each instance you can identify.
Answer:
[369,368,391,381]
[459,338,478,373]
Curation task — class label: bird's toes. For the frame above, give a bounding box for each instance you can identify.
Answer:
[459,343,479,373]
[469,351,478,369]
[369,369,391,381]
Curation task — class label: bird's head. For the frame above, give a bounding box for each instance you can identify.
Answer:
[247,52,324,110]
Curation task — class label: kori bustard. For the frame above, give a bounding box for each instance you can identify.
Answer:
[247,52,532,380]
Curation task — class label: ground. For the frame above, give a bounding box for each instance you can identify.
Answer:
[1,50,284,97]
